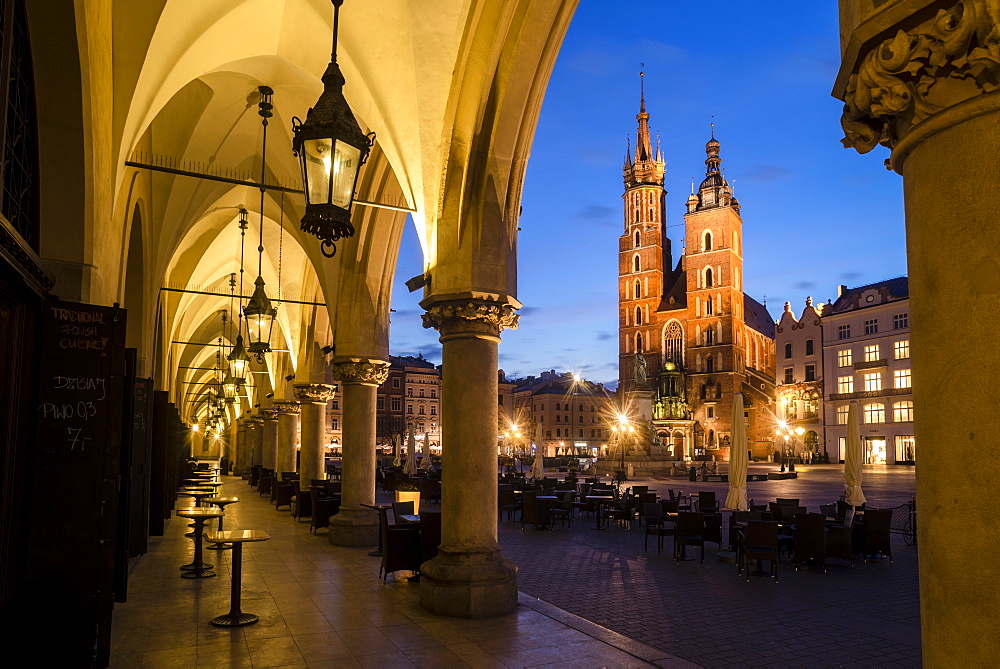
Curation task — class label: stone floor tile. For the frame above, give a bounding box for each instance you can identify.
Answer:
[292,630,354,663]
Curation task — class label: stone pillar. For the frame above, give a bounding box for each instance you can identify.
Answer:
[273,401,301,474]
[836,2,1000,663]
[327,358,390,547]
[261,410,279,470]
[226,425,237,473]
[294,384,336,491]
[250,418,264,466]
[419,297,519,617]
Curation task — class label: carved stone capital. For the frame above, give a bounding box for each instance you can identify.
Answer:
[839,0,1000,154]
[244,417,263,427]
[421,298,520,337]
[293,383,336,404]
[260,409,279,421]
[272,400,301,415]
[330,358,390,386]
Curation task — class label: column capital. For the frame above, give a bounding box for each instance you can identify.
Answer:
[420,296,520,337]
[272,400,301,415]
[837,0,1000,158]
[330,358,390,386]
[293,383,336,404]
[260,409,279,421]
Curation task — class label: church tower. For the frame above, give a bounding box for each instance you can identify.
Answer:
[682,133,749,449]
[618,75,668,395]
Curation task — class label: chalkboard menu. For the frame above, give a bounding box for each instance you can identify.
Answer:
[34,301,125,460]
[29,299,125,666]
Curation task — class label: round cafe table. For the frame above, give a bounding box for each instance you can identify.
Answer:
[586,495,615,530]
[174,508,223,578]
[204,497,240,550]
[206,529,271,626]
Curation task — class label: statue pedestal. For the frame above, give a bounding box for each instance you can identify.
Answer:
[625,389,654,423]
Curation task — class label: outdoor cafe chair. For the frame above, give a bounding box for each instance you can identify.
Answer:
[703,513,723,548]
[643,503,672,553]
[696,491,719,514]
[274,482,296,511]
[550,491,574,528]
[379,509,421,581]
[792,513,828,572]
[668,489,691,511]
[825,509,855,566]
[291,489,312,522]
[729,511,750,551]
[498,486,519,521]
[741,520,779,582]
[861,507,893,563]
[776,497,800,506]
[673,511,705,564]
[392,501,415,523]
[820,503,837,519]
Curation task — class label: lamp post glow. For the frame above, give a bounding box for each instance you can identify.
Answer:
[292,0,374,258]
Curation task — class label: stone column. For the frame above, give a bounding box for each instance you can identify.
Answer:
[294,383,336,491]
[419,297,519,617]
[226,425,237,474]
[327,358,390,547]
[273,401,301,474]
[250,418,264,466]
[261,410,279,470]
[836,2,1000,663]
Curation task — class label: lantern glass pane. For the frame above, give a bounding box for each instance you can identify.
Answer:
[331,140,361,208]
[230,356,248,378]
[304,137,333,205]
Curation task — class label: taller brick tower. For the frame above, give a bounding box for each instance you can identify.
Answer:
[618,74,668,396]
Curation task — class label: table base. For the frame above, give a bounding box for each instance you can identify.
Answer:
[181,569,216,579]
[207,543,232,550]
[211,611,258,627]
[367,550,382,557]
[181,561,213,571]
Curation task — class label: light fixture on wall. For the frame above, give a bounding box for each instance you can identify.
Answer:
[292,0,374,258]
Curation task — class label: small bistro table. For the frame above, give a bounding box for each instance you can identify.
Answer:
[204,497,240,550]
[174,508,223,578]
[205,529,271,626]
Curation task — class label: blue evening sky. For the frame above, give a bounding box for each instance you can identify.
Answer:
[388,2,907,388]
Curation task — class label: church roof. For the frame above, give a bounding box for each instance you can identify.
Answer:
[743,294,775,337]
[658,257,688,311]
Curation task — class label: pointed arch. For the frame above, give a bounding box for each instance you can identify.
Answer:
[663,320,684,366]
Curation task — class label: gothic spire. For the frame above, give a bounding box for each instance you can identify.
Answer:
[635,68,652,163]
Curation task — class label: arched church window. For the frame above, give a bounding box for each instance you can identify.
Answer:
[705,327,714,345]
[716,382,722,398]
[634,280,641,299]
[705,298,713,315]
[665,321,684,366]
[704,231,713,251]
[634,255,640,272]
[706,356,715,373]
[705,267,714,288]
[648,207,653,220]
[635,307,642,325]
[636,333,643,352]
[634,230,640,248]
[635,208,640,222]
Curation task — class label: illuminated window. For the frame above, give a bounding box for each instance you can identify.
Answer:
[893,313,908,329]
[838,349,852,367]
[893,401,914,422]
[864,319,878,335]
[837,405,849,424]
[838,325,851,340]
[894,369,911,389]
[838,376,853,394]
[803,398,818,418]
[864,344,880,362]
[894,340,910,359]
[864,372,882,392]
[863,403,885,423]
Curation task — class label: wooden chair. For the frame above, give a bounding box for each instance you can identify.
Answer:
[310,490,340,533]
[257,472,273,497]
[703,513,723,548]
[776,497,800,506]
[826,510,855,566]
[674,512,705,564]
[392,500,415,523]
[792,513,827,572]
[498,486,519,521]
[741,520,779,582]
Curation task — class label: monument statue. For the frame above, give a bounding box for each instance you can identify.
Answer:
[633,352,648,386]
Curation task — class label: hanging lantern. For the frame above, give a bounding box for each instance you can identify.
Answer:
[292,0,374,258]
[243,275,275,362]
[228,333,251,379]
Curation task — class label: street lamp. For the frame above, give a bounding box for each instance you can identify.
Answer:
[775,421,805,472]
[610,413,634,492]
[292,0,375,258]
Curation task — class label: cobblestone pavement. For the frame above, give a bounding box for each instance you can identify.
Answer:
[498,464,921,668]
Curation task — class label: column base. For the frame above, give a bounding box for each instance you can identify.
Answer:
[419,548,518,618]
[327,508,378,547]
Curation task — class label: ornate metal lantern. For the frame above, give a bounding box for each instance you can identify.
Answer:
[292,0,374,258]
